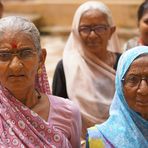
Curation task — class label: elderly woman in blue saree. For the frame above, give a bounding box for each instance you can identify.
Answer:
[86,46,148,148]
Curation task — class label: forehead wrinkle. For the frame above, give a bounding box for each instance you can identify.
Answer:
[0,31,35,50]
[80,10,108,26]
[127,57,148,76]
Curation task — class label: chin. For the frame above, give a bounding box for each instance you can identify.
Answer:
[142,38,148,45]
[88,43,99,46]
[87,44,101,50]
[135,109,148,120]
[141,114,148,120]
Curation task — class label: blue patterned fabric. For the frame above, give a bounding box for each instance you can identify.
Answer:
[87,46,148,148]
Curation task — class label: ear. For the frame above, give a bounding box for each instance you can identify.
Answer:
[38,48,47,68]
[109,26,116,39]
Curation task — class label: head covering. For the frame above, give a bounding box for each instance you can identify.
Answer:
[36,65,51,96]
[88,46,148,147]
[0,15,70,147]
[0,65,70,147]
[63,1,121,136]
[70,0,121,53]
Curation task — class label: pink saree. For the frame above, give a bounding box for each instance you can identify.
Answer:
[0,65,69,147]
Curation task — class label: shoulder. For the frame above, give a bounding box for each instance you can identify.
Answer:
[112,52,122,70]
[126,37,139,43]
[115,52,121,64]
[54,59,65,76]
[87,126,101,139]
[87,125,115,148]
[123,37,139,51]
[49,95,80,120]
[55,59,63,70]
[86,126,105,148]
[48,95,81,147]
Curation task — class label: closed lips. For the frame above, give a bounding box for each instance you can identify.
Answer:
[136,100,148,106]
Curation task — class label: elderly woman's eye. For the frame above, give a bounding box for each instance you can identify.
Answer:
[95,26,107,32]
[20,50,35,58]
[126,75,140,84]
[79,27,90,33]
[0,52,11,61]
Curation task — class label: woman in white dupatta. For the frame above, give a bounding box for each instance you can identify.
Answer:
[52,1,121,138]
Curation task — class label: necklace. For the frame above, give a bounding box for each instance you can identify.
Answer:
[29,89,41,109]
[35,88,41,100]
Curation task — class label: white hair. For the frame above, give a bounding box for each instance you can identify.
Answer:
[0,16,41,51]
[72,1,114,31]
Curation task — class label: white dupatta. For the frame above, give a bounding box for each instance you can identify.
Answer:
[63,1,121,136]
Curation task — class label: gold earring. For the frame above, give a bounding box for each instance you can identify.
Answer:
[38,68,42,75]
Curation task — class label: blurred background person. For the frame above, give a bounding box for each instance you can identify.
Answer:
[52,1,121,138]
[123,0,148,50]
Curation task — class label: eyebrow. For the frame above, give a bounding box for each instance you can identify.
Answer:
[0,47,33,53]
[0,49,11,52]
[18,47,33,51]
[79,25,109,29]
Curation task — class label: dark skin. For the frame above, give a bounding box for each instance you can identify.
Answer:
[0,30,50,121]
[123,55,148,120]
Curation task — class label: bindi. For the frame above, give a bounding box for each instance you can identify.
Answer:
[11,41,17,48]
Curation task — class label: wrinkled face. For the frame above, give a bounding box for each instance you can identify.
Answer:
[123,55,148,120]
[0,31,45,92]
[79,9,115,54]
[139,11,148,45]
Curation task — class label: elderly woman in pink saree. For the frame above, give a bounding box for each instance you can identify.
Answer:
[0,16,81,147]
[52,1,121,139]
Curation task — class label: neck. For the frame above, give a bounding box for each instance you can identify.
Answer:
[11,87,41,108]
[84,48,114,66]
[98,51,109,61]
[140,113,148,121]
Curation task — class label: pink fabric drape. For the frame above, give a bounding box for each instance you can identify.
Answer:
[0,65,69,147]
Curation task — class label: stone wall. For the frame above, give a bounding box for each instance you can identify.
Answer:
[2,0,144,44]
[3,0,143,28]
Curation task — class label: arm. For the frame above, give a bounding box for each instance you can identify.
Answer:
[48,96,81,147]
[52,59,68,98]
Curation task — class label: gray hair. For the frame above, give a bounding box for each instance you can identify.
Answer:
[0,16,41,51]
[72,1,115,32]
